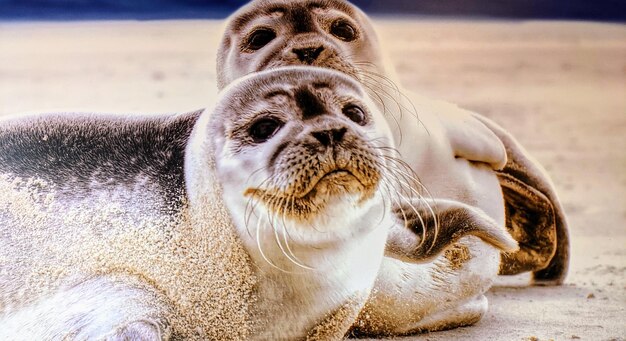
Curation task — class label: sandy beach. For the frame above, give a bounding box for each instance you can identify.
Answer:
[0,19,624,340]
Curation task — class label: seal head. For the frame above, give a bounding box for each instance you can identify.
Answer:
[217,0,385,89]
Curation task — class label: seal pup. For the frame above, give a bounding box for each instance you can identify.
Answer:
[216,0,569,286]
[0,66,514,340]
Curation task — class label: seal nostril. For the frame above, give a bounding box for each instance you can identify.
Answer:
[293,46,324,64]
[312,127,346,147]
[333,127,347,142]
[312,131,331,146]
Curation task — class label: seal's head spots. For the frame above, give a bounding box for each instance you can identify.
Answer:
[294,86,327,119]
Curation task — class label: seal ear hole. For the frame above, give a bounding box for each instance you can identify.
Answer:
[244,28,276,51]
[342,104,367,126]
[249,117,283,143]
[330,19,357,42]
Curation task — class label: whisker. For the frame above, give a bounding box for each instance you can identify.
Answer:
[255,212,294,274]
[367,141,439,251]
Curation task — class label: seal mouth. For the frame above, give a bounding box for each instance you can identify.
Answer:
[265,54,359,84]
[244,166,378,222]
[297,169,361,199]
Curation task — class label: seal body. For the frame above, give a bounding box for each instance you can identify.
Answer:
[217,0,569,335]
[0,67,408,340]
[0,110,259,339]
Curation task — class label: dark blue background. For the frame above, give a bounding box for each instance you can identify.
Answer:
[0,0,624,22]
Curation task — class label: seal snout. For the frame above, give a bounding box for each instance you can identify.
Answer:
[311,127,347,147]
[292,46,325,64]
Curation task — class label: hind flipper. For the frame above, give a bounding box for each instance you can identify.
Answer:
[473,114,570,285]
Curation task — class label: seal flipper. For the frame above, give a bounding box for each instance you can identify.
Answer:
[385,199,518,264]
[472,114,570,285]
[440,107,508,170]
[498,173,558,276]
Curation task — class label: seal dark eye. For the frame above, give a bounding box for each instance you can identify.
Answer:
[245,28,276,51]
[343,105,367,126]
[330,20,356,42]
[249,117,283,143]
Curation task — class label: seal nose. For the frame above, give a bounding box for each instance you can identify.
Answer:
[311,127,347,147]
[292,46,324,64]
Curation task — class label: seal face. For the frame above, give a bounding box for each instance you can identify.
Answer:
[224,83,381,223]
[217,0,384,89]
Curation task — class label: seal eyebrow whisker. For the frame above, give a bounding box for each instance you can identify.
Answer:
[354,77,399,134]
[264,89,291,100]
[266,5,286,15]
[358,75,407,121]
[354,66,425,135]
[307,1,326,9]
[360,82,390,123]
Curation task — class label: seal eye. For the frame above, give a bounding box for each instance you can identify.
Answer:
[330,20,356,42]
[343,105,367,126]
[245,28,276,51]
[249,117,283,143]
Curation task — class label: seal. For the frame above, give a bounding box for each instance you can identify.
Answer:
[0,66,515,340]
[216,0,569,286]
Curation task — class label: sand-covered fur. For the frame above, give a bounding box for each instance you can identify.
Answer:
[0,110,257,339]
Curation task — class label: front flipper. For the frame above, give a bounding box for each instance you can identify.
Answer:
[473,114,570,285]
[440,107,508,170]
[385,198,518,264]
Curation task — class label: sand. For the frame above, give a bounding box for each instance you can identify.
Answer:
[0,19,624,340]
